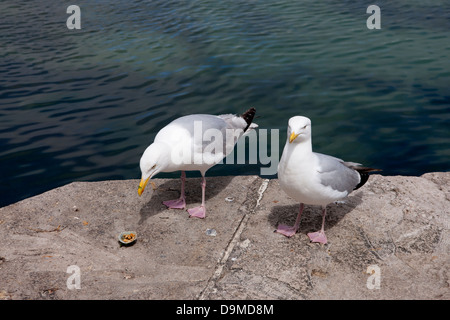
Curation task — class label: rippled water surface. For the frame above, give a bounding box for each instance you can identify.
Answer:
[1,0,449,207]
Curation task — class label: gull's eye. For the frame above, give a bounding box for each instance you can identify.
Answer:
[302,125,307,129]
[151,164,156,169]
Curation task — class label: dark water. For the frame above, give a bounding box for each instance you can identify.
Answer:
[1,0,449,207]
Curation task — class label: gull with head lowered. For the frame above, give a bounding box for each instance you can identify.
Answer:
[138,108,257,219]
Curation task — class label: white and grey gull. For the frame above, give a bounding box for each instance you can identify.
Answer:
[138,107,257,219]
[276,116,379,244]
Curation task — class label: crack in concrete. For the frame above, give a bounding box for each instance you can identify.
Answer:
[197,178,270,300]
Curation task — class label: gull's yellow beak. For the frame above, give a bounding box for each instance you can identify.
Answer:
[289,131,299,143]
[138,177,150,196]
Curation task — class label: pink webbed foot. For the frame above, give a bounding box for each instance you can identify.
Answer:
[163,171,187,210]
[187,206,206,219]
[275,224,298,238]
[307,231,328,244]
[163,198,186,210]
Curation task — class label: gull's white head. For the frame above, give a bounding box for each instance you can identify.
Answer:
[138,142,167,196]
[287,116,311,144]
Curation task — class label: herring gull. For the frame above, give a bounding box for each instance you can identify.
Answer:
[138,108,257,218]
[276,116,379,244]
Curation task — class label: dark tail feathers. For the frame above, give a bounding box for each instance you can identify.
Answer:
[241,107,256,132]
[352,167,382,190]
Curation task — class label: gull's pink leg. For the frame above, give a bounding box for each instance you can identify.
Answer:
[187,175,206,219]
[307,206,328,244]
[163,171,186,209]
[276,203,304,237]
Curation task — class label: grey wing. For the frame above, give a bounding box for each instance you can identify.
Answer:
[200,116,229,156]
[217,113,251,154]
[183,114,229,156]
[218,114,248,131]
[170,114,246,157]
[163,114,228,158]
[315,153,361,193]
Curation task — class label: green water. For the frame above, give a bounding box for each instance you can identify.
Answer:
[1,0,449,206]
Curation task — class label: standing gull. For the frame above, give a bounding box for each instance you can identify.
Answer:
[138,108,257,218]
[276,116,379,244]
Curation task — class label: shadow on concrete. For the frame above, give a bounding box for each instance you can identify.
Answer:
[268,191,364,234]
[138,175,234,224]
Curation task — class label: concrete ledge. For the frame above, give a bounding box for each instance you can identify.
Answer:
[0,173,448,300]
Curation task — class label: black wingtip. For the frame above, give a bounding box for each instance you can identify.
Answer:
[353,167,382,190]
[241,107,256,132]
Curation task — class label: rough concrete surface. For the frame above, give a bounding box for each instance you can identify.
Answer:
[0,173,448,300]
